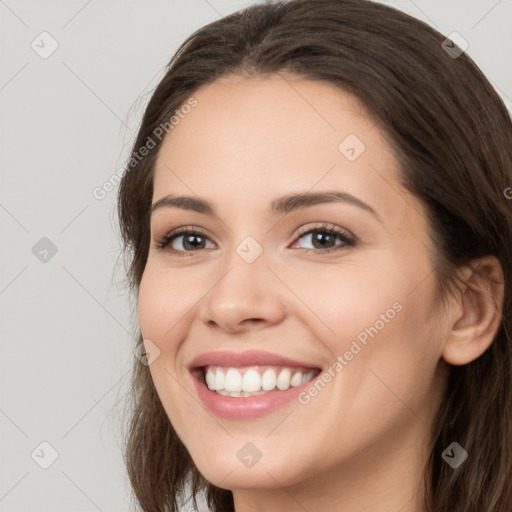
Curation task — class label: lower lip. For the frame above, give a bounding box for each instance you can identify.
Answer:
[191,370,318,420]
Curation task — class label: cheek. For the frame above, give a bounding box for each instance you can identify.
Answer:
[138,267,187,342]
[296,252,442,390]
[137,268,198,424]
[287,258,406,348]
[336,274,445,428]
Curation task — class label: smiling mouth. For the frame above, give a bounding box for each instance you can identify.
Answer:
[198,365,322,397]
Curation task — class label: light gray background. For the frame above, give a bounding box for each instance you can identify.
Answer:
[1,1,511,511]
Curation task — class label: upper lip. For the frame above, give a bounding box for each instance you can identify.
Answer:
[188,350,322,370]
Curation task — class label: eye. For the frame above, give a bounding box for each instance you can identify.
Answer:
[155,226,215,256]
[154,223,356,257]
[290,223,356,254]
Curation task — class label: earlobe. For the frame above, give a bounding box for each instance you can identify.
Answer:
[441,255,505,366]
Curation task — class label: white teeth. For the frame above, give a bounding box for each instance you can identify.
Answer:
[276,368,291,390]
[242,369,261,392]
[290,372,303,387]
[224,368,242,392]
[261,368,277,391]
[204,366,319,395]
[214,368,225,391]
[205,368,216,389]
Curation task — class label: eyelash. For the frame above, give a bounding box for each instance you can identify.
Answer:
[155,223,356,257]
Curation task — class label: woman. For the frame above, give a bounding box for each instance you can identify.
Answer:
[117,0,512,510]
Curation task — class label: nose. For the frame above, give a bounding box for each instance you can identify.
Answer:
[198,254,287,334]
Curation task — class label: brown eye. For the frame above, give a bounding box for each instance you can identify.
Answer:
[291,224,356,254]
[156,227,215,256]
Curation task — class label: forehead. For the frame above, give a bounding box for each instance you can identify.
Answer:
[152,73,416,225]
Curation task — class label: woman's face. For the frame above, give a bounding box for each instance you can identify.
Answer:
[138,74,450,498]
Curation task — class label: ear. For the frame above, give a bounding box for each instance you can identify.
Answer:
[442,255,505,366]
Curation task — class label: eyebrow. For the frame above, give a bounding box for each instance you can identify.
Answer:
[150,191,381,221]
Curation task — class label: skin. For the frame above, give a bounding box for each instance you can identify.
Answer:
[137,73,504,512]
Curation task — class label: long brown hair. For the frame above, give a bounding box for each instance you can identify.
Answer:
[116,1,512,510]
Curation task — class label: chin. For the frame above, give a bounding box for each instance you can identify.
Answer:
[191,447,309,491]
[199,464,293,490]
